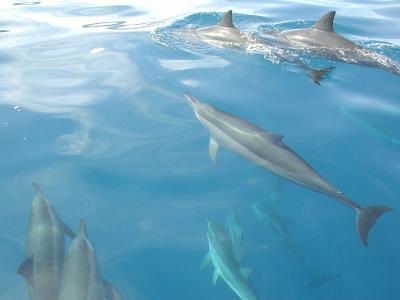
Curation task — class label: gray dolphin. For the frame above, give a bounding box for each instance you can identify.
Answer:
[266,11,400,75]
[185,93,392,246]
[308,272,341,290]
[17,183,75,300]
[195,10,333,84]
[252,203,302,261]
[226,211,246,263]
[203,220,259,300]
[58,220,107,300]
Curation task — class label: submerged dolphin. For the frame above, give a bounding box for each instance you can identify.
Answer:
[226,211,246,263]
[203,220,259,300]
[58,220,120,300]
[252,203,302,261]
[266,11,400,75]
[17,183,75,300]
[185,93,392,246]
[194,10,333,84]
[308,272,340,290]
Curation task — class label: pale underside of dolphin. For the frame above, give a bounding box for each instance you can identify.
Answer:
[204,220,259,300]
[266,11,400,76]
[17,183,75,300]
[185,93,393,246]
[195,10,333,85]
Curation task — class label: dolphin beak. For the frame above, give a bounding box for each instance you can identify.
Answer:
[184,92,198,110]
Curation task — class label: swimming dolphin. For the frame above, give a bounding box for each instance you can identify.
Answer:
[308,272,340,290]
[252,203,302,261]
[265,11,400,76]
[203,220,259,300]
[17,183,75,300]
[226,211,246,263]
[58,220,107,300]
[194,10,333,84]
[185,93,392,246]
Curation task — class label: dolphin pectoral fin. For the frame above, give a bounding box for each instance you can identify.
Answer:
[200,252,211,270]
[213,269,220,285]
[355,206,393,246]
[312,11,336,32]
[240,267,252,279]
[17,257,33,281]
[61,220,76,239]
[104,280,123,300]
[217,10,234,28]
[308,67,334,85]
[209,137,219,163]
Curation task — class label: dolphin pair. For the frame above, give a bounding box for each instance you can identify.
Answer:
[195,10,333,85]
[203,217,259,300]
[59,220,122,300]
[17,183,75,300]
[18,184,122,300]
[196,10,400,78]
[185,93,392,246]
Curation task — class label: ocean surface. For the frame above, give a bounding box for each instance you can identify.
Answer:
[0,0,399,299]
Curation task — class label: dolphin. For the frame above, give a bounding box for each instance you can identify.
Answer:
[252,203,302,261]
[203,220,259,300]
[265,11,400,76]
[226,211,246,263]
[194,10,333,84]
[185,93,392,246]
[17,183,75,300]
[58,220,107,300]
[308,272,340,290]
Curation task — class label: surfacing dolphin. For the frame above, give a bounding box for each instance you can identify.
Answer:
[17,183,75,300]
[195,10,333,85]
[264,11,400,76]
[203,220,259,300]
[185,93,392,246]
[58,220,121,300]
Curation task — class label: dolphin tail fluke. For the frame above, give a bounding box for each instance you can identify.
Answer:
[355,206,393,246]
[308,67,334,85]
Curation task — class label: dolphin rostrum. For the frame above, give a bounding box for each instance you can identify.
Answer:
[58,220,119,300]
[265,11,400,76]
[185,93,392,246]
[17,183,75,300]
[195,10,333,84]
[203,219,259,300]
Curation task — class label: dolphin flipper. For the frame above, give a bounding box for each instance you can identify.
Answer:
[213,269,220,285]
[104,280,123,300]
[356,206,393,246]
[312,11,336,32]
[17,256,33,281]
[209,137,219,163]
[61,220,76,239]
[307,67,334,85]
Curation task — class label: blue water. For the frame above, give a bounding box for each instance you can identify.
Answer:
[0,1,399,299]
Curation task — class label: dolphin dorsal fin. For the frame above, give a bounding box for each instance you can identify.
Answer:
[258,131,283,145]
[33,182,44,197]
[217,10,234,28]
[79,219,88,238]
[312,11,336,31]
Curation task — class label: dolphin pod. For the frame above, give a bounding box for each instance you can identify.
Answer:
[265,11,400,76]
[203,217,259,300]
[194,10,333,85]
[18,184,122,300]
[185,92,392,246]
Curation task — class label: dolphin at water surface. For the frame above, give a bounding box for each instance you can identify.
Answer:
[194,10,333,84]
[185,93,392,246]
[265,11,400,76]
[203,220,259,300]
[17,183,75,300]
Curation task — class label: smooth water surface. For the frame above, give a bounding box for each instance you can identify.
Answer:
[0,0,399,299]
